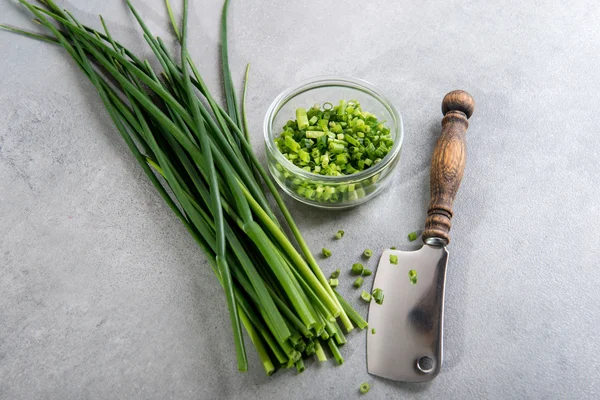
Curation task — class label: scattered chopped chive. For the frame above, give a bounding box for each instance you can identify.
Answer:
[322,247,332,258]
[335,230,345,240]
[360,382,370,394]
[360,290,372,302]
[363,249,373,258]
[390,246,397,250]
[408,231,419,242]
[362,268,372,276]
[353,277,364,288]
[351,263,364,275]
[409,269,418,284]
[372,288,384,305]
[389,254,398,264]
[329,278,339,288]
[371,328,376,334]
[330,269,340,279]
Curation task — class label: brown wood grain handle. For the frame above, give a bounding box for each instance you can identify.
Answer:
[422,90,475,246]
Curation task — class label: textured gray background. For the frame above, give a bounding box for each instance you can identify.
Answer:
[1,0,599,399]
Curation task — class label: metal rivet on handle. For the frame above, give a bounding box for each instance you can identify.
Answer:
[416,356,435,374]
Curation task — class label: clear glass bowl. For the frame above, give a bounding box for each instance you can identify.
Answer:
[264,76,404,209]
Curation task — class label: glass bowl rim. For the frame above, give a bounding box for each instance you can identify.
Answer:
[263,75,404,183]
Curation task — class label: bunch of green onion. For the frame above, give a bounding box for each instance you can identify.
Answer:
[1,0,367,375]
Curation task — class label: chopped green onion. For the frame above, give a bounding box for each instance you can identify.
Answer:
[353,277,364,288]
[329,278,339,288]
[371,328,376,334]
[390,246,397,250]
[363,249,373,258]
[360,290,372,302]
[359,382,370,394]
[296,108,309,130]
[330,269,340,279]
[335,230,345,239]
[322,248,332,258]
[409,269,418,284]
[408,231,419,242]
[389,254,398,264]
[351,263,364,275]
[274,100,393,179]
[372,288,384,305]
[362,268,372,276]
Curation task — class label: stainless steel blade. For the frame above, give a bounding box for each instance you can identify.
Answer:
[367,245,449,382]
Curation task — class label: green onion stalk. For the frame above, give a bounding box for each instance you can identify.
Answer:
[1,0,363,374]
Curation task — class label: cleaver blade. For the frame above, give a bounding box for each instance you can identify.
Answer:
[366,245,448,382]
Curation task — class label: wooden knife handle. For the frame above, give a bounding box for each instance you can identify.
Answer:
[422,90,475,246]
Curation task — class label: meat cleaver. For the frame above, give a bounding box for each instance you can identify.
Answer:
[367,90,475,382]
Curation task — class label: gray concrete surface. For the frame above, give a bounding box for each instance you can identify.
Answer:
[1,0,599,399]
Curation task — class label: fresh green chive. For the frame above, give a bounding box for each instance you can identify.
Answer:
[330,269,340,279]
[409,269,418,284]
[371,328,376,334]
[351,263,364,275]
[361,268,372,276]
[4,0,370,374]
[372,288,384,305]
[363,249,373,258]
[408,231,419,241]
[390,246,397,250]
[327,338,344,365]
[322,248,332,258]
[353,277,364,288]
[296,108,309,130]
[329,278,339,288]
[335,230,345,240]
[360,290,372,302]
[359,382,370,394]
[390,254,398,264]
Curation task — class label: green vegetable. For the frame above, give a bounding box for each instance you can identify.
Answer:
[335,230,345,240]
[409,269,418,284]
[371,328,376,334]
[329,278,339,288]
[334,290,368,329]
[3,0,366,375]
[322,248,332,258]
[362,268,372,276]
[360,290,372,302]
[390,246,397,250]
[363,249,373,258]
[408,231,419,241]
[276,100,392,176]
[353,277,364,288]
[296,108,309,130]
[390,254,398,264]
[351,263,364,275]
[372,288,384,305]
[295,358,305,373]
[328,338,344,365]
[360,382,370,394]
[330,269,340,279]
